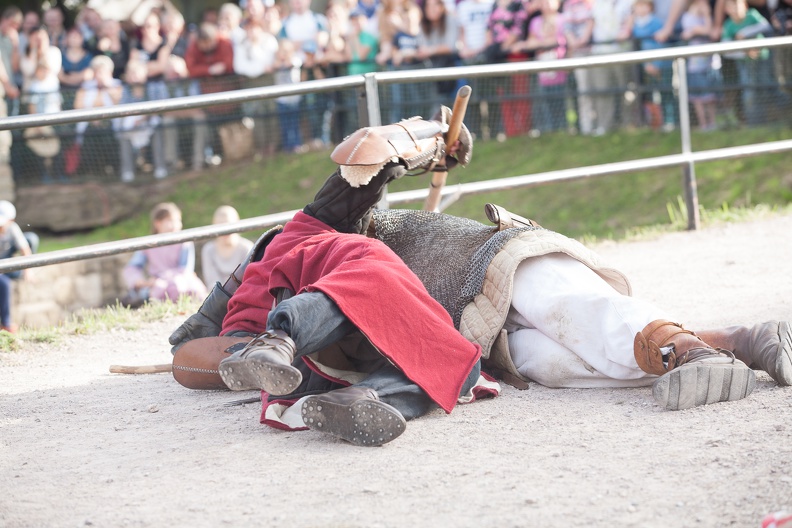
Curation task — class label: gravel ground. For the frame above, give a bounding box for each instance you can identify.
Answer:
[1,213,791,528]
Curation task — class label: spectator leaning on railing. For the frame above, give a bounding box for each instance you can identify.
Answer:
[183,23,234,93]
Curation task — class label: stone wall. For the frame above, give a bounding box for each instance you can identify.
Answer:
[11,254,129,329]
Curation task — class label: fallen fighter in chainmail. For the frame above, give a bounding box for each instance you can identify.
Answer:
[169,113,792,446]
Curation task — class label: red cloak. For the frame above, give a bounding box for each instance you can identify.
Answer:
[223,212,481,412]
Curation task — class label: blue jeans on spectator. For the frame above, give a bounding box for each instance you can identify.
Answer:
[736,58,776,126]
[535,83,567,132]
[0,231,39,327]
[276,100,303,152]
[266,291,482,420]
[1,231,39,279]
[388,63,424,125]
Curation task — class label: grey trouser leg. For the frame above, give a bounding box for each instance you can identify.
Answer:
[267,291,482,420]
[267,291,356,356]
[357,359,481,421]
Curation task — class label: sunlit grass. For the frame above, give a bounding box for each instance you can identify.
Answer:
[1,296,201,350]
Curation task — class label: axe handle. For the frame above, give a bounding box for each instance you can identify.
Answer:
[109,364,173,374]
[424,85,472,212]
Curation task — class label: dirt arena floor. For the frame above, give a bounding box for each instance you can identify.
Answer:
[1,213,791,528]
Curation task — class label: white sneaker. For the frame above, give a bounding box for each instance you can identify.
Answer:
[154,167,168,179]
[121,171,134,182]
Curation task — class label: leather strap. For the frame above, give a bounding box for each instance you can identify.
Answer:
[485,203,542,231]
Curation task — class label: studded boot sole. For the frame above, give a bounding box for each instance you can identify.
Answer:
[301,395,407,446]
[652,361,756,411]
[219,356,302,395]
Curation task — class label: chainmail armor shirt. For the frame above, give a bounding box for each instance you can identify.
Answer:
[372,209,540,327]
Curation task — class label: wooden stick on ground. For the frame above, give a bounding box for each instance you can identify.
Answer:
[109,364,173,374]
[423,85,472,212]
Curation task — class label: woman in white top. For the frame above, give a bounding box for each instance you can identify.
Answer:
[201,206,254,287]
[20,25,61,114]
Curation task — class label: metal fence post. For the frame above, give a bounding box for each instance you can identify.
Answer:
[361,72,390,208]
[361,72,382,128]
[675,56,700,230]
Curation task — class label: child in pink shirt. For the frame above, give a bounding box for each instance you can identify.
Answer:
[122,202,207,305]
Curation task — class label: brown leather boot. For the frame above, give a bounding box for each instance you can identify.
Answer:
[635,320,755,410]
[695,321,792,386]
[301,385,407,447]
[218,330,302,395]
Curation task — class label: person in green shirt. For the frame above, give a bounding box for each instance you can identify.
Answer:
[346,7,379,76]
[721,0,777,125]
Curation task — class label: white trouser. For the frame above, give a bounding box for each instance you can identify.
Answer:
[506,253,669,388]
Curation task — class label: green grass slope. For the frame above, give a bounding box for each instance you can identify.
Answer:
[43,126,792,252]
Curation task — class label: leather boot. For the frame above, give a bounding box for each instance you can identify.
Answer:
[695,321,792,386]
[218,330,302,395]
[301,385,407,446]
[634,320,756,410]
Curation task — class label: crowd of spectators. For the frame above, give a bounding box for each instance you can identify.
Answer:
[0,0,790,184]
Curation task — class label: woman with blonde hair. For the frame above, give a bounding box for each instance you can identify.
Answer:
[200,205,254,287]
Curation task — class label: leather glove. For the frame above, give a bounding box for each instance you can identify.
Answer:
[168,281,232,354]
[431,105,473,170]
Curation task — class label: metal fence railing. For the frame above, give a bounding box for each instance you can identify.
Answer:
[1,36,792,275]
